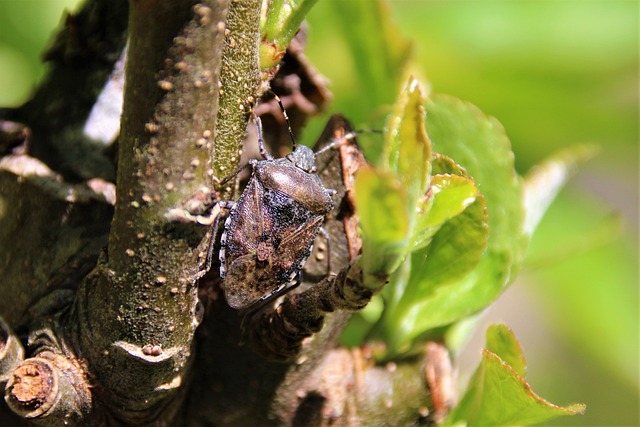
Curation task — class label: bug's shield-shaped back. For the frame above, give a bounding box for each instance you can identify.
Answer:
[222,176,327,309]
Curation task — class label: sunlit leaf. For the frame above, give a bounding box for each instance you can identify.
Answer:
[355,77,434,284]
[412,174,478,250]
[426,95,528,278]
[410,195,488,293]
[383,77,431,211]
[485,324,526,377]
[443,325,586,426]
[397,95,529,327]
[355,166,409,278]
[431,153,469,177]
[378,94,527,353]
[383,196,489,350]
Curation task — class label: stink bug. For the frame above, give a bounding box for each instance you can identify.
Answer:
[211,105,345,310]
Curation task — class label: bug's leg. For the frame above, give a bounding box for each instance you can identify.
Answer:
[242,277,301,316]
[237,279,301,345]
[195,201,234,280]
[218,199,239,280]
[219,161,253,186]
[254,115,274,161]
[238,279,300,341]
[317,227,332,275]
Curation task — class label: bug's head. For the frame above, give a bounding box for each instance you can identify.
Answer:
[287,145,317,173]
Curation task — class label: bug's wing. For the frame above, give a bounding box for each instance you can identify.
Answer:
[221,179,282,309]
[226,210,323,308]
[223,254,280,309]
[273,214,324,279]
[226,179,273,255]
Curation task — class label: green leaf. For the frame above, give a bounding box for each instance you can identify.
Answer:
[383,196,489,351]
[410,195,488,293]
[382,77,432,211]
[412,174,478,250]
[431,153,470,177]
[484,324,526,377]
[355,77,434,285]
[355,167,408,245]
[426,95,528,277]
[443,325,586,426]
[426,175,478,228]
[394,95,529,328]
[355,166,409,279]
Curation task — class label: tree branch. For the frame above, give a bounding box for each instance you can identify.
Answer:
[74,0,235,423]
[212,0,262,199]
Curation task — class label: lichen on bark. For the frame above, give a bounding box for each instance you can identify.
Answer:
[213,0,262,198]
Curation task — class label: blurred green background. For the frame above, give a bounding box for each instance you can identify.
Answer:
[1,1,637,425]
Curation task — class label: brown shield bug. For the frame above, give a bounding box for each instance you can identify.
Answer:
[210,107,347,310]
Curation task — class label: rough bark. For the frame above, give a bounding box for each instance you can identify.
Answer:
[0,0,449,425]
[73,1,232,423]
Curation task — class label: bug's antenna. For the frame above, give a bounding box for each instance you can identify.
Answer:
[313,131,358,156]
[272,94,297,150]
[314,128,383,157]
